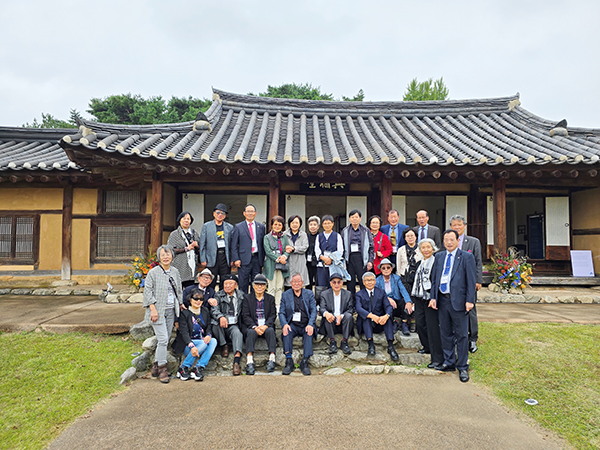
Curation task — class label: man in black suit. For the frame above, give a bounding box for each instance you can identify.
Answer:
[320,273,354,355]
[430,229,477,382]
[450,214,483,354]
[241,274,277,375]
[231,204,266,294]
[413,210,442,249]
[355,272,399,361]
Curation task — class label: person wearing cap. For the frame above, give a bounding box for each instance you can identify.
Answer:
[182,268,217,307]
[167,211,201,288]
[200,203,233,290]
[242,274,277,375]
[231,204,266,294]
[355,271,399,361]
[319,273,354,354]
[279,273,317,375]
[375,258,412,336]
[211,274,245,369]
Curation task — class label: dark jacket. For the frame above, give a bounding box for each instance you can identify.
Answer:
[211,288,245,326]
[242,292,277,332]
[172,306,212,354]
[355,286,392,319]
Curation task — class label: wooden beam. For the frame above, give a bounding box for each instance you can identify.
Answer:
[61,183,73,280]
[493,178,507,254]
[150,173,164,252]
[269,176,280,220]
[381,177,392,219]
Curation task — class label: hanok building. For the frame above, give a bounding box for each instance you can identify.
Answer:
[2,89,600,281]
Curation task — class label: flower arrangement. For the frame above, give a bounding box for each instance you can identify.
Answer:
[490,247,533,293]
[125,251,159,292]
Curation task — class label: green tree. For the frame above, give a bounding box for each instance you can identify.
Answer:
[342,89,365,102]
[23,109,80,129]
[250,83,365,102]
[403,77,449,101]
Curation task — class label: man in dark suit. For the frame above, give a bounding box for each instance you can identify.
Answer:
[200,203,233,290]
[279,273,317,376]
[450,214,483,354]
[430,229,477,382]
[355,272,399,361]
[242,274,277,375]
[320,273,354,355]
[231,204,266,294]
[380,209,409,268]
[211,274,244,364]
[413,210,442,249]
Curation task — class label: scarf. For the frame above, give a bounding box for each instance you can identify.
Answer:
[180,227,196,274]
[412,257,434,300]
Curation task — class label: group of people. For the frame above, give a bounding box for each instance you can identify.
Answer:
[142,202,482,383]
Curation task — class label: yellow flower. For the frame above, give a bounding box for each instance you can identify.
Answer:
[133,279,140,286]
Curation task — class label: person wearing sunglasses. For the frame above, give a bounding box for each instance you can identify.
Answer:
[319,273,354,355]
[200,203,233,291]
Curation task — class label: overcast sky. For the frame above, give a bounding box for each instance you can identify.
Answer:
[1,0,598,128]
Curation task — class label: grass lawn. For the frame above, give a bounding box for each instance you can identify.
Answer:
[0,332,139,450]
[471,322,600,450]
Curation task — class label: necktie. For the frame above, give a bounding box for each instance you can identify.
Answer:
[440,253,452,293]
[228,295,235,316]
[420,227,425,241]
[248,222,256,252]
[390,228,396,247]
[369,291,374,310]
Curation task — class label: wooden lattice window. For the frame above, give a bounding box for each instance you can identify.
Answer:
[0,215,38,263]
[103,191,142,213]
[96,225,146,260]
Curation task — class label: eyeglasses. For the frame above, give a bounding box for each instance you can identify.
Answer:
[381,266,392,270]
[215,211,226,216]
[330,280,343,284]
[192,296,203,300]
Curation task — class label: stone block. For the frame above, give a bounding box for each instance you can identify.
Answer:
[323,367,347,376]
[54,289,74,296]
[32,288,55,296]
[90,289,103,296]
[540,295,558,304]
[128,293,144,303]
[371,333,388,345]
[11,289,32,295]
[132,352,151,371]
[276,349,300,366]
[119,293,132,302]
[104,294,119,303]
[120,367,137,385]
[523,295,541,303]
[388,365,418,375]
[0,288,10,295]
[73,289,90,296]
[351,365,385,375]
[397,335,421,349]
[51,280,78,287]
[420,368,442,376]
[129,320,154,341]
[309,353,344,368]
[347,351,388,363]
[142,336,158,353]
[397,353,430,366]
[558,296,575,304]
[576,296,595,304]
[166,353,179,374]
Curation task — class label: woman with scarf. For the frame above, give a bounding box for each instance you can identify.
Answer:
[263,215,290,305]
[167,211,200,288]
[396,227,422,331]
[411,238,443,370]
[369,215,392,275]
[283,215,309,289]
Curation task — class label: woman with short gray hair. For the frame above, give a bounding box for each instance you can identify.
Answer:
[143,244,183,383]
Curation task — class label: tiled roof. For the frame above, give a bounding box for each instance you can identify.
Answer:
[0,127,79,172]
[59,89,600,167]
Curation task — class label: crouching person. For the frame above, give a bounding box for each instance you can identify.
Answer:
[172,288,217,381]
[242,274,278,375]
[279,273,317,376]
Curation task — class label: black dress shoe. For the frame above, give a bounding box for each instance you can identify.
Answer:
[245,363,255,375]
[341,340,352,355]
[387,344,399,362]
[459,369,470,382]
[367,340,376,356]
[299,358,311,376]
[417,348,430,354]
[427,363,439,369]
[469,342,478,353]
[329,340,338,354]
[266,360,276,372]
[282,358,295,375]
[438,364,456,372]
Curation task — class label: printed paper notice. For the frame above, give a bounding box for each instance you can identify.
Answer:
[570,250,595,277]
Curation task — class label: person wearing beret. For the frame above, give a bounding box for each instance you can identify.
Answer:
[211,274,245,372]
[242,274,278,375]
[319,273,354,355]
[200,203,233,291]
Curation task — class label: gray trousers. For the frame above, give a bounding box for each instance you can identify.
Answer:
[323,312,354,340]
[152,306,176,365]
[213,323,244,354]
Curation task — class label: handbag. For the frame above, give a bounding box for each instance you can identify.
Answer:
[275,261,288,271]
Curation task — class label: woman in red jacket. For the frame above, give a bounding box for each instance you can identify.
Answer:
[369,215,392,275]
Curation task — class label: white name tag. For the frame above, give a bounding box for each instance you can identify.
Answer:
[440,273,450,286]
[351,243,360,253]
[292,312,302,322]
[228,315,237,324]
[257,318,266,326]
[217,240,226,248]
[307,255,312,262]
[392,245,397,253]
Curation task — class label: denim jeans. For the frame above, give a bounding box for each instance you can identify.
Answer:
[182,337,217,369]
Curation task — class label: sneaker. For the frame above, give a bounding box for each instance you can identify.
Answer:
[266,360,276,372]
[299,358,311,376]
[341,339,352,355]
[328,339,338,354]
[282,358,295,375]
[191,366,204,381]
[367,340,376,356]
[401,322,411,336]
[177,366,191,381]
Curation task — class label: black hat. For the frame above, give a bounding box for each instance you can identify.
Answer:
[214,203,228,214]
[329,273,344,281]
[253,274,268,285]
[222,274,238,284]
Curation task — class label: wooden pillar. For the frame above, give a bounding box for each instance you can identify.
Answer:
[61,183,73,280]
[150,173,164,252]
[381,178,392,219]
[493,178,507,253]
[269,176,280,219]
